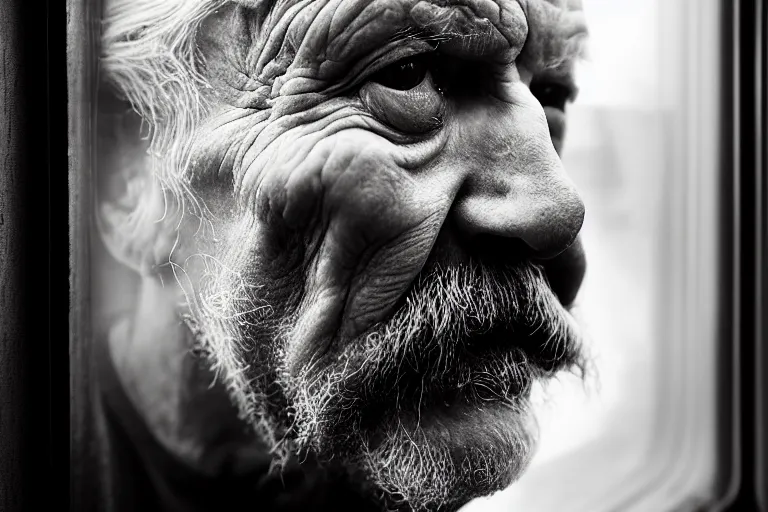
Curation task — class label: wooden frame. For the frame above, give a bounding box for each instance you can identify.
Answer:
[69,0,104,510]
[1,1,30,506]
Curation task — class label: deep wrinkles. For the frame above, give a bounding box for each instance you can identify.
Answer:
[190,0,586,208]
[101,0,587,221]
[219,1,531,103]
[215,0,585,103]
[189,99,447,226]
[518,0,588,73]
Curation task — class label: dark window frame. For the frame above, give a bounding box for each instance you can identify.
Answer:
[714,0,767,510]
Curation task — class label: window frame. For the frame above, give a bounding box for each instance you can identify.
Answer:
[63,1,767,512]
[69,0,104,510]
[711,0,768,509]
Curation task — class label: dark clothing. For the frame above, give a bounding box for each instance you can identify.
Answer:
[93,335,383,512]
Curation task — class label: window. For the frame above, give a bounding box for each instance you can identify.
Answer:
[60,1,766,511]
[461,0,730,510]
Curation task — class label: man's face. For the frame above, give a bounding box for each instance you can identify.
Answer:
[141,0,588,509]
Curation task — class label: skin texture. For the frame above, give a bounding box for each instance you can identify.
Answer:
[97,0,589,510]
[188,0,584,365]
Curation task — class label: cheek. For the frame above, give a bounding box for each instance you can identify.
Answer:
[252,128,451,261]
[247,129,457,372]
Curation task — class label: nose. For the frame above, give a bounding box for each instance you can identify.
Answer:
[450,88,585,260]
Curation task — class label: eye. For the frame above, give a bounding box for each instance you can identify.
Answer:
[371,55,429,91]
[530,82,572,112]
[360,54,445,134]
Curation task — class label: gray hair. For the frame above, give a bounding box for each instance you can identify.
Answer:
[100,0,226,220]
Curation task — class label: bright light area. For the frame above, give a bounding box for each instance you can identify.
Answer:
[461,0,668,509]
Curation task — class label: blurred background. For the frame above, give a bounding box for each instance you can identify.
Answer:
[461,0,718,509]
[528,0,666,467]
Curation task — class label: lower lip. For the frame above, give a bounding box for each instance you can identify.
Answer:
[364,395,531,463]
[359,374,532,437]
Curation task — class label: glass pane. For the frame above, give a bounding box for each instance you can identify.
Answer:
[84,1,720,511]
[462,0,720,509]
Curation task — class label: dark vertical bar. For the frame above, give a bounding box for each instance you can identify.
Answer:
[736,0,760,507]
[1,0,55,509]
[50,0,71,507]
[738,0,758,504]
[69,0,102,510]
[719,0,764,509]
[715,0,768,509]
[716,0,738,502]
[0,0,29,509]
[756,0,767,506]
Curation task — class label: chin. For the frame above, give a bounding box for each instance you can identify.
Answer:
[289,369,539,512]
[331,395,536,511]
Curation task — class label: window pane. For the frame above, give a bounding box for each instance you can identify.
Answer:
[461,0,721,509]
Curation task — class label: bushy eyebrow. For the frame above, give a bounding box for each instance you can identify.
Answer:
[227,0,588,104]
[518,0,589,74]
[242,0,529,82]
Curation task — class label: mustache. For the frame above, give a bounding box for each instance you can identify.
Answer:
[288,258,586,447]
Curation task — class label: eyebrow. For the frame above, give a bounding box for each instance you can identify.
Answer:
[255,0,588,93]
[299,1,527,69]
[407,2,529,59]
[520,0,589,72]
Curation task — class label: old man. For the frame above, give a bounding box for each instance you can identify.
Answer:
[93,0,589,510]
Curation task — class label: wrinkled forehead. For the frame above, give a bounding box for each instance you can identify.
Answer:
[234,0,587,71]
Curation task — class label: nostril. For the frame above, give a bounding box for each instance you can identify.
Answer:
[457,233,586,307]
[526,224,581,260]
[540,237,587,307]
[464,235,534,266]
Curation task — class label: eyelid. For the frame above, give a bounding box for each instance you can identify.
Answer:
[532,76,579,104]
[360,72,445,134]
[331,40,436,95]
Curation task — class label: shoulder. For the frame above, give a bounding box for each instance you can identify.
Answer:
[94,316,273,511]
